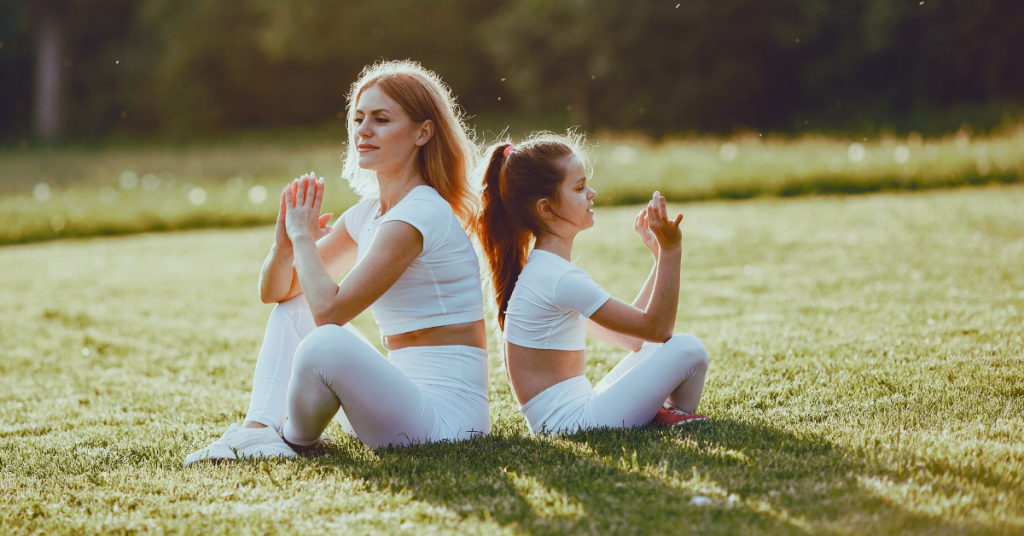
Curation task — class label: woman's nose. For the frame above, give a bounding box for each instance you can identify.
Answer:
[356,120,372,138]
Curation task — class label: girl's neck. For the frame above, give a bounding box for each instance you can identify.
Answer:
[376,161,427,215]
[534,230,576,262]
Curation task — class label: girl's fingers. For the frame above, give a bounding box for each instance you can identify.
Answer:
[319,213,333,228]
[673,213,684,227]
[280,188,287,212]
[284,187,293,207]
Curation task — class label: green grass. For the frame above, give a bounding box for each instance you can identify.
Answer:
[2,186,1022,534]
[3,125,1022,246]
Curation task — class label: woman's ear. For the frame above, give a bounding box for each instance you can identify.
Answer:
[415,119,435,147]
[536,197,557,222]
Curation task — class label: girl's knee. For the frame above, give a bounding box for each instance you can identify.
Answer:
[667,333,709,369]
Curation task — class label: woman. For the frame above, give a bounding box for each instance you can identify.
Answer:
[185,60,488,465]
[475,133,709,435]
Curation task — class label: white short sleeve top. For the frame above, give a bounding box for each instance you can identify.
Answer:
[341,185,485,336]
[504,249,611,351]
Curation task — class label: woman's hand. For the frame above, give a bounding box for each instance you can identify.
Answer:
[633,207,659,259]
[645,191,683,251]
[282,174,333,242]
[273,187,293,253]
[284,174,332,243]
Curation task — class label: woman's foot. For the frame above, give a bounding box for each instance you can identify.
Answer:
[183,424,297,466]
[282,434,333,457]
[651,404,706,427]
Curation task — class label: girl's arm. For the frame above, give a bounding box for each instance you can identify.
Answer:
[259,175,356,304]
[588,192,682,343]
[585,208,661,351]
[285,177,423,327]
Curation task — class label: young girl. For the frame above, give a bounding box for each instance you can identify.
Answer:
[184,61,489,465]
[475,133,709,434]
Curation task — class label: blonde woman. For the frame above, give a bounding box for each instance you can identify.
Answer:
[185,61,488,464]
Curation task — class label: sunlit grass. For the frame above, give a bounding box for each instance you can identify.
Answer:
[1,186,1022,534]
[3,127,1023,246]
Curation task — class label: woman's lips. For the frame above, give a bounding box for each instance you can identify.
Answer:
[357,145,379,153]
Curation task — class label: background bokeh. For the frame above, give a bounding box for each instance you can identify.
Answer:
[3,0,1023,141]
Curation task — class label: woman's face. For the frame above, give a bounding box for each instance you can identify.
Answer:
[352,84,430,173]
[553,153,596,230]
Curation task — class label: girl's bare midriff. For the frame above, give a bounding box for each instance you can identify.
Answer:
[505,343,585,406]
[382,319,488,351]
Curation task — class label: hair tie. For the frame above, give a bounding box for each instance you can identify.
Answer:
[503,145,516,158]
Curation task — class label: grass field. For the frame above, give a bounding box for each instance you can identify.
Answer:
[1,185,1022,534]
[2,125,1022,246]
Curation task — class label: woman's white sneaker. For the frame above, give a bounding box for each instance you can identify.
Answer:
[183,424,297,466]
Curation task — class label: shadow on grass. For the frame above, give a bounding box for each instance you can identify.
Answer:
[304,417,1008,535]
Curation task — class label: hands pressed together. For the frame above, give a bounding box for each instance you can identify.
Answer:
[633,190,683,257]
[276,172,334,251]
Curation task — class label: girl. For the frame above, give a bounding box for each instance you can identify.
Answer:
[185,61,489,465]
[475,133,709,435]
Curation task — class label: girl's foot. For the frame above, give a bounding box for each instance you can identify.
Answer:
[652,404,706,427]
[183,424,297,466]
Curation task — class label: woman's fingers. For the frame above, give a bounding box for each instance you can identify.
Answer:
[313,178,325,215]
[672,213,684,227]
[319,213,333,228]
[284,186,293,208]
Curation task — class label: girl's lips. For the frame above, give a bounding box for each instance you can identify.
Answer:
[357,145,379,152]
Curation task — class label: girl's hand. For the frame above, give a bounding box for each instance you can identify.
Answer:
[645,191,683,251]
[633,207,659,259]
[284,173,332,242]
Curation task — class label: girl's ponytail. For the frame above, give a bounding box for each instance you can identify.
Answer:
[475,131,585,332]
[476,143,530,330]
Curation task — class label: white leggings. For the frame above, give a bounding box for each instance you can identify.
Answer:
[245,296,489,449]
[520,334,709,434]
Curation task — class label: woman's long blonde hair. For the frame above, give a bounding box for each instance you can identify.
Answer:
[341,60,479,227]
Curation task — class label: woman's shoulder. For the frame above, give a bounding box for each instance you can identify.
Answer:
[343,197,381,226]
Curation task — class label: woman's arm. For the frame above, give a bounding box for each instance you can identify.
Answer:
[259,176,356,304]
[285,177,423,327]
[588,192,683,343]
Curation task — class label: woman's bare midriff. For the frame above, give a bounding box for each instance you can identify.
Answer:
[382,319,488,351]
[505,342,586,406]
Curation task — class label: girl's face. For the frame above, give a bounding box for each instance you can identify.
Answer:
[352,84,432,173]
[553,153,596,230]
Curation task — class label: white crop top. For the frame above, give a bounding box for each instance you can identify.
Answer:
[341,185,485,336]
[504,249,612,351]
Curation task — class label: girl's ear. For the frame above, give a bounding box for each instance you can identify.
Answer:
[415,119,435,147]
[536,197,557,221]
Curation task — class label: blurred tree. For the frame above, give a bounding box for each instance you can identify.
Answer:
[487,0,1024,135]
[1,0,1021,139]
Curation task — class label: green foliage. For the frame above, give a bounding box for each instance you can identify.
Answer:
[1,187,1023,533]
[487,0,1024,135]
[2,0,1023,138]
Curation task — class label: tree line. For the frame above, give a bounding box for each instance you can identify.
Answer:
[2,0,1021,140]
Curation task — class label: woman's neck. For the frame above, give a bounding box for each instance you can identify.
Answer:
[534,230,576,262]
[376,159,427,214]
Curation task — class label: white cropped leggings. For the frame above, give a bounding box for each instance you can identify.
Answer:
[245,296,489,449]
[520,334,709,434]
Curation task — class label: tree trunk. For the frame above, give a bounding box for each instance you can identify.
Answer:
[33,0,67,139]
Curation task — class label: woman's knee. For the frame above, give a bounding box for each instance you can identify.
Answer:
[666,333,709,370]
[292,324,357,375]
